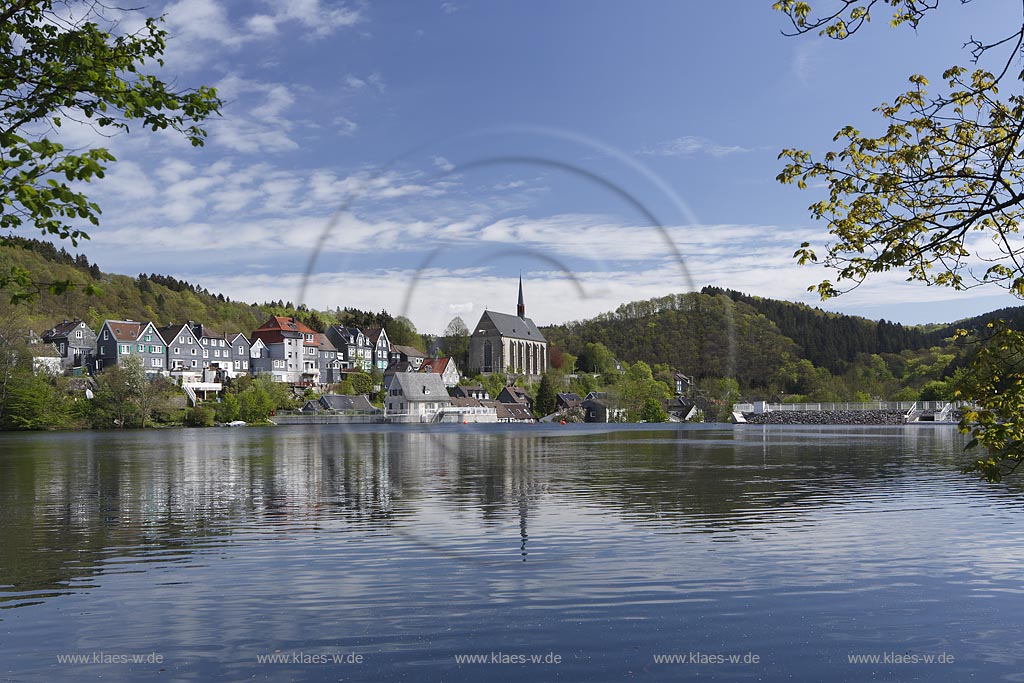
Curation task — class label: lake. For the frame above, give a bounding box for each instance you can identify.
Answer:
[1,424,1023,681]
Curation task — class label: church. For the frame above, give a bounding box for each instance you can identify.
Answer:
[467,277,548,378]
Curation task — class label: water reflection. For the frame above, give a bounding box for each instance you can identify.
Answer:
[1,424,1023,682]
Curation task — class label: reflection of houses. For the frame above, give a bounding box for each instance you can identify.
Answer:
[420,356,460,387]
[250,316,319,384]
[41,319,96,372]
[385,372,451,422]
[467,277,548,378]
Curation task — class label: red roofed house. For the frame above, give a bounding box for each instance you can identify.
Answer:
[250,316,319,384]
[419,356,461,388]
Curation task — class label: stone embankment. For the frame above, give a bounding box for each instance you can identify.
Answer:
[742,410,909,425]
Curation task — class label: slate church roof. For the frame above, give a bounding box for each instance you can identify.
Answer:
[476,310,546,342]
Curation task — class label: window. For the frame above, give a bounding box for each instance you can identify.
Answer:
[76,330,83,339]
[145,335,151,342]
[103,330,109,340]
[137,344,144,353]
[243,361,248,369]
[119,344,130,354]
[213,349,220,358]
[238,346,244,355]
[179,336,185,344]
[152,358,162,367]
[191,348,197,355]
[203,350,208,358]
[174,347,180,355]
[191,360,197,368]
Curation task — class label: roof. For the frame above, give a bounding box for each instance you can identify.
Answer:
[191,322,222,340]
[498,386,531,403]
[483,400,534,421]
[320,394,375,411]
[316,333,337,352]
[364,326,387,344]
[449,396,484,408]
[102,320,154,342]
[42,319,90,341]
[384,360,415,374]
[252,316,317,346]
[392,344,426,359]
[476,310,546,342]
[556,392,583,407]
[227,332,250,346]
[156,323,197,345]
[389,372,451,402]
[420,357,452,374]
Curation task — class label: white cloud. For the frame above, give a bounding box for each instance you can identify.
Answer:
[441,2,460,15]
[209,75,298,154]
[640,136,751,158]
[334,116,359,136]
[433,156,456,172]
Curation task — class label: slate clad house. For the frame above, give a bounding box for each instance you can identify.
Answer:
[157,322,205,376]
[420,356,460,387]
[250,316,319,384]
[385,372,452,421]
[301,394,377,414]
[41,319,96,371]
[391,344,427,370]
[226,333,252,378]
[326,326,374,372]
[95,320,167,376]
[315,333,344,385]
[467,277,547,378]
[363,326,392,371]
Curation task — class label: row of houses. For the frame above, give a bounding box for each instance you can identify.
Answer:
[37,315,462,389]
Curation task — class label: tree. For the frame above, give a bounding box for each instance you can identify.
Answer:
[349,372,373,395]
[388,316,422,350]
[0,1,221,301]
[615,361,670,420]
[638,397,669,423]
[773,1,1024,469]
[444,316,470,369]
[534,372,557,417]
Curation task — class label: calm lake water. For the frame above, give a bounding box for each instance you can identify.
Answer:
[1,424,1023,682]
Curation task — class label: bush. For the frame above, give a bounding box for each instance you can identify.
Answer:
[184,405,215,427]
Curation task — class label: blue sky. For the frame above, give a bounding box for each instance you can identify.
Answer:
[51,0,1020,332]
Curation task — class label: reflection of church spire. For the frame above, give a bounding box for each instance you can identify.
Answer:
[519,490,528,562]
[517,273,525,318]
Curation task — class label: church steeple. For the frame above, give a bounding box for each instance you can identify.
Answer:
[517,274,525,318]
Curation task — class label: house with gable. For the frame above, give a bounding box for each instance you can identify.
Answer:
[467,276,548,378]
[420,356,461,387]
[41,319,97,372]
[95,320,167,376]
[315,333,344,385]
[225,333,252,378]
[391,344,427,370]
[364,326,392,371]
[157,322,205,379]
[250,316,320,384]
[326,325,374,372]
[384,372,451,422]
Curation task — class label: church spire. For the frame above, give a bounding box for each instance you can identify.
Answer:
[517,273,525,318]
